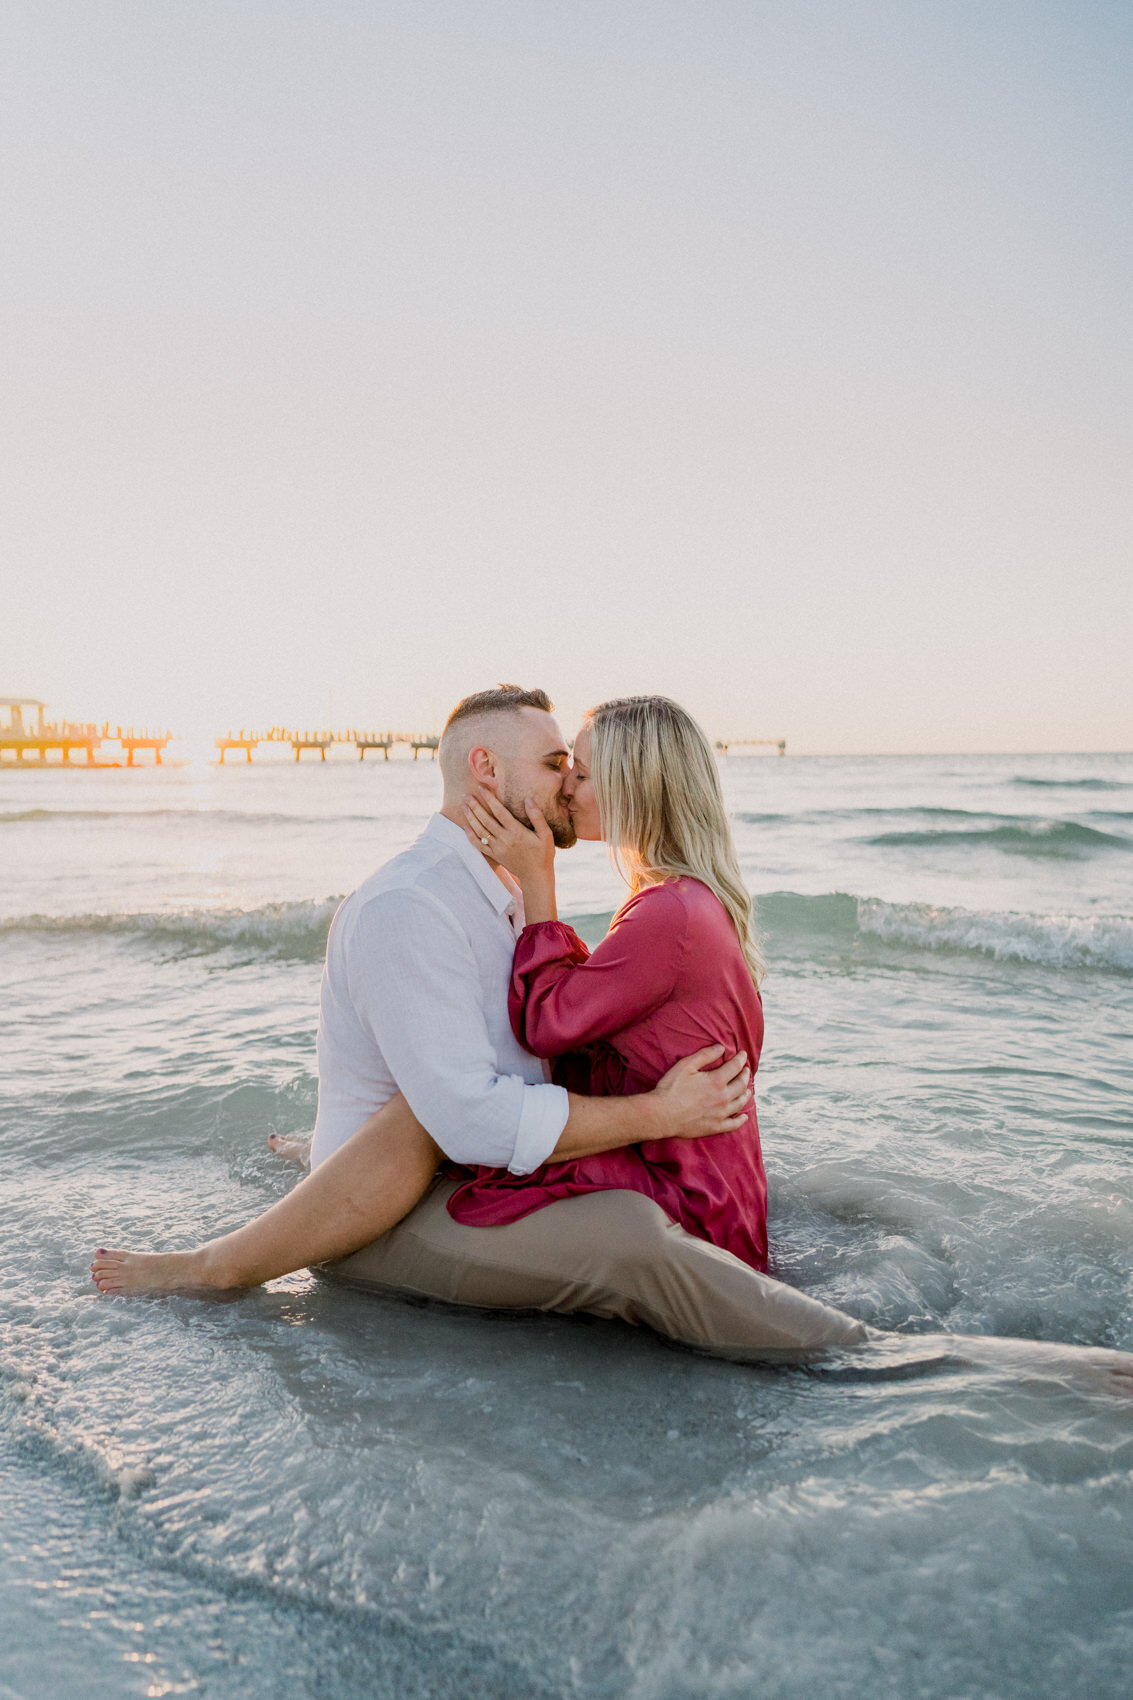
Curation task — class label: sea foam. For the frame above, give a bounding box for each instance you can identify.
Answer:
[0,897,341,959]
[9,889,1129,975]
[857,897,1133,972]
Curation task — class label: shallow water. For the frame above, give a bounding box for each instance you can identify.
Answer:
[2,749,1132,1697]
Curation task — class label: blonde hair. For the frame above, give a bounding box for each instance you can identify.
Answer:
[586,696,766,987]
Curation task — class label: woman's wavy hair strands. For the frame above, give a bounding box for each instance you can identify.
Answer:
[586,695,766,987]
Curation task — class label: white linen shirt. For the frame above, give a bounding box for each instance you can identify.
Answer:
[309,813,569,1174]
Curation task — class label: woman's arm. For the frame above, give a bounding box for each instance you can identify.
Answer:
[462,788,558,922]
[462,786,693,1059]
[508,885,686,1055]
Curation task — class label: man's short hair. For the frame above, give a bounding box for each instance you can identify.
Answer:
[443,684,554,733]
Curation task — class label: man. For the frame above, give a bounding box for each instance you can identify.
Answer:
[309,684,867,1356]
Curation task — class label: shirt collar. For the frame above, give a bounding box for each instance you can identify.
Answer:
[424,812,519,918]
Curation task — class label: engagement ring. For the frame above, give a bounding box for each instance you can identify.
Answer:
[480,836,489,845]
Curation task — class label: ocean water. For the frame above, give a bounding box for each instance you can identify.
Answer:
[2,748,1132,1700]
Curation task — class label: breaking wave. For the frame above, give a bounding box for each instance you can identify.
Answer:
[866,820,1130,856]
[739,805,1132,835]
[0,897,341,959]
[751,891,1133,973]
[754,890,860,939]
[741,806,1012,825]
[0,807,394,826]
[6,889,1131,976]
[857,897,1133,973]
[1013,776,1127,791]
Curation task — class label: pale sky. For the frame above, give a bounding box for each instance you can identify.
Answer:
[2,1,1130,751]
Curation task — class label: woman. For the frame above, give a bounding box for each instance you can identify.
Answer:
[447,696,770,1270]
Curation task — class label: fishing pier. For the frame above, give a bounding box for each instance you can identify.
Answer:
[291,734,333,761]
[715,736,788,756]
[5,695,783,772]
[215,734,259,763]
[356,735,393,760]
[215,729,440,763]
[119,729,172,765]
[0,698,171,766]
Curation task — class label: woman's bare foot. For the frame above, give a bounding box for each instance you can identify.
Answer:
[90,1245,234,1296]
[267,1132,311,1166]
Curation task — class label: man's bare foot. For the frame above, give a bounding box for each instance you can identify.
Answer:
[90,1246,233,1296]
[267,1132,311,1166]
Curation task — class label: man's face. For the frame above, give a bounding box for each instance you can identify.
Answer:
[491,709,577,848]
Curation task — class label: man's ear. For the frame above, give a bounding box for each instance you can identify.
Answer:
[468,745,499,789]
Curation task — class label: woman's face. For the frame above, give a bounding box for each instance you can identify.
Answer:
[561,725,602,841]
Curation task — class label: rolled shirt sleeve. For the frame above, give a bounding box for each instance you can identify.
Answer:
[347,888,569,1174]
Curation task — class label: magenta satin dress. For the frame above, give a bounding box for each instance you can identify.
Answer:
[446,876,769,1272]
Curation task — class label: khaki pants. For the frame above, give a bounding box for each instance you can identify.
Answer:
[323,1179,868,1360]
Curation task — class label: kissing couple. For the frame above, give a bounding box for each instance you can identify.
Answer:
[92,688,1133,1392]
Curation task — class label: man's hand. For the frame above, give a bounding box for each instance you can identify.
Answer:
[648,1046,752,1141]
[551,1045,753,1163]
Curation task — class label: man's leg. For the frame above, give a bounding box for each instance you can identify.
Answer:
[324,1179,868,1358]
[91,1097,440,1295]
[328,1183,1133,1395]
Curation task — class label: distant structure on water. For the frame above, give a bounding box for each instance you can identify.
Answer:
[0,697,172,766]
[2,700,784,769]
[714,736,788,756]
[214,728,440,763]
